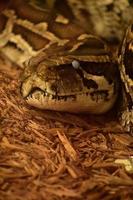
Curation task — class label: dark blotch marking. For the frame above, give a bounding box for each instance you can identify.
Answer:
[70,39,106,56]
[128,0,133,5]
[106,3,114,11]
[13,24,49,50]
[83,79,98,89]
[0,0,11,12]
[10,1,50,23]
[73,66,98,89]
[52,94,76,101]
[6,41,23,51]
[54,0,74,19]
[131,24,133,32]
[50,84,58,93]
[79,61,118,84]
[72,61,118,88]
[124,43,133,79]
[90,90,109,102]
[79,8,91,19]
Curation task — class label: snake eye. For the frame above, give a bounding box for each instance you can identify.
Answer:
[72,60,80,69]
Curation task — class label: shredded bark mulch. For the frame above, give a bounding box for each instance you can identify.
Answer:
[0,57,133,200]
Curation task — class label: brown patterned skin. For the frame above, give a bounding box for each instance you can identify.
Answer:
[118,25,133,133]
[0,0,132,133]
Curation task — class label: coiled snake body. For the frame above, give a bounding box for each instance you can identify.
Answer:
[0,0,133,133]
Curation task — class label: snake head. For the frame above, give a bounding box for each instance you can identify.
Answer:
[20,36,119,114]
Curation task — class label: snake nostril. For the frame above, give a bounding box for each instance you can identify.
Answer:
[50,84,58,92]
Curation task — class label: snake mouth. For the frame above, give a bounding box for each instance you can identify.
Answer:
[25,87,83,112]
[26,87,77,101]
[24,86,117,114]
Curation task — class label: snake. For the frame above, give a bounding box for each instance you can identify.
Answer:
[0,0,133,133]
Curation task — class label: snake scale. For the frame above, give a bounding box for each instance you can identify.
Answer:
[0,0,133,133]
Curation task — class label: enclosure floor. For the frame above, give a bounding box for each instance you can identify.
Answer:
[0,57,133,200]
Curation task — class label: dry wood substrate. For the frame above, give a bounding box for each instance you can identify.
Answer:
[0,57,133,200]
